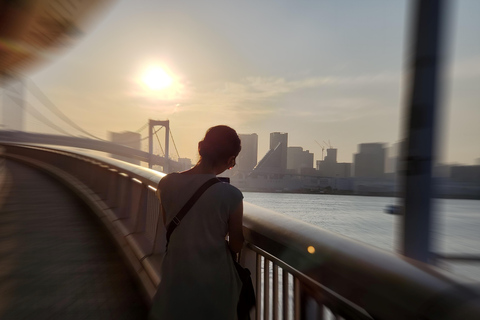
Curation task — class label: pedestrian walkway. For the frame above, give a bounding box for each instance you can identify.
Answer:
[0,159,148,319]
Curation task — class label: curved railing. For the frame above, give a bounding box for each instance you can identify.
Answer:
[2,143,480,320]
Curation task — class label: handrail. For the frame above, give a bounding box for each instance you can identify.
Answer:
[242,203,480,319]
[2,143,480,320]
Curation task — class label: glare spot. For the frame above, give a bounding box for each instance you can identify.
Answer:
[307,246,315,254]
[142,66,173,90]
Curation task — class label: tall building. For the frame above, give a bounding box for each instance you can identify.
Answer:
[252,132,288,174]
[336,163,352,178]
[385,141,405,176]
[316,148,351,178]
[237,133,258,173]
[109,131,141,165]
[270,132,288,172]
[353,143,386,178]
[318,148,337,176]
[287,147,314,173]
[1,74,24,131]
[324,148,337,164]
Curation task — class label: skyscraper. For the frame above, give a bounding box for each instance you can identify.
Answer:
[353,143,386,178]
[287,146,314,173]
[252,132,288,174]
[270,132,288,172]
[316,148,351,178]
[237,133,258,172]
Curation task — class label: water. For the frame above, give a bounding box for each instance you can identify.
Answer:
[243,192,480,282]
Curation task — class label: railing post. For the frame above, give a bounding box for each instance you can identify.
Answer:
[126,179,143,234]
[256,254,262,320]
[400,0,448,264]
[106,169,118,209]
[296,281,326,320]
[145,186,160,244]
[134,184,148,233]
[264,258,271,320]
[294,278,301,320]
[94,165,107,199]
[282,271,289,320]
[302,294,324,320]
[115,174,131,219]
[273,264,279,320]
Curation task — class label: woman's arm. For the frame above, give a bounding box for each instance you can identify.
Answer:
[228,201,244,253]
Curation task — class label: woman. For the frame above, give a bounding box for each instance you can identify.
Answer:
[149,125,244,320]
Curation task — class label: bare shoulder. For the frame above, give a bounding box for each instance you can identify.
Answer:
[159,172,179,183]
[156,172,179,194]
[218,181,243,200]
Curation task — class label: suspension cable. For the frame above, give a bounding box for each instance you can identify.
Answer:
[135,122,148,133]
[169,127,180,159]
[21,99,75,136]
[27,78,105,140]
[153,128,165,156]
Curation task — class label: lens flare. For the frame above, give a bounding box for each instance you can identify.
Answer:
[142,66,173,90]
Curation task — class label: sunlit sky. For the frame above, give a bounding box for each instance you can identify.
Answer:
[27,0,480,165]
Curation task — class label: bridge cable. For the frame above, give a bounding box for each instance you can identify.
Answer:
[19,98,75,136]
[27,79,106,141]
[2,72,74,136]
[135,122,148,133]
[153,127,165,156]
[169,127,180,159]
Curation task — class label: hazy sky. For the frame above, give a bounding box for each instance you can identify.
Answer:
[27,0,480,165]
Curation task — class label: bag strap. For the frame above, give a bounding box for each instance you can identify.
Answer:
[165,177,221,248]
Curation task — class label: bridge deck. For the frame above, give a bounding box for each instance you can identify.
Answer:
[0,160,148,319]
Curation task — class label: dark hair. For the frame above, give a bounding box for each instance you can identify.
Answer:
[198,125,241,166]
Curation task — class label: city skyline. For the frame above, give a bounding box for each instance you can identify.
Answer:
[14,1,480,165]
[230,128,479,198]
[235,130,479,171]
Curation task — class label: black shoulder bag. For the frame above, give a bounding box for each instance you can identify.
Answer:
[164,177,255,320]
[230,249,256,320]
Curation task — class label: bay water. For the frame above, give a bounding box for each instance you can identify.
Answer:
[243,192,480,282]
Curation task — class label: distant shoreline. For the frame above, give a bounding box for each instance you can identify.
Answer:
[240,189,480,200]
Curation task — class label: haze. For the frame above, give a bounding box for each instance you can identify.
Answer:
[28,0,480,165]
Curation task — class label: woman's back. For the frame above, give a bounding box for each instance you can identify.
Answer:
[150,172,243,320]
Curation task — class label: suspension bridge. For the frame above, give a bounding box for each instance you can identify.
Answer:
[1,76,187,172]
[0,0,479,319]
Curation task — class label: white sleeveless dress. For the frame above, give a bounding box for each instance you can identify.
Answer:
[149,173,243,320]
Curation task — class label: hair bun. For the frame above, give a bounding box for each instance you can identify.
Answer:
[198,141,218,159]
[198,125,241,165]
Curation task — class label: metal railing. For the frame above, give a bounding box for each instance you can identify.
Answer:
[2,144,480,320]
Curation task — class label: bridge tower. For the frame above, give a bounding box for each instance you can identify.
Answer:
[148,119,170,172]
[0,72,25,131]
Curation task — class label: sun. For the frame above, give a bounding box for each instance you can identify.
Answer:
[136,63,186,102]
[142,66,173,90]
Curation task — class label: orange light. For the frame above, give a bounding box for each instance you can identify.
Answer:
[307,246,315,254]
